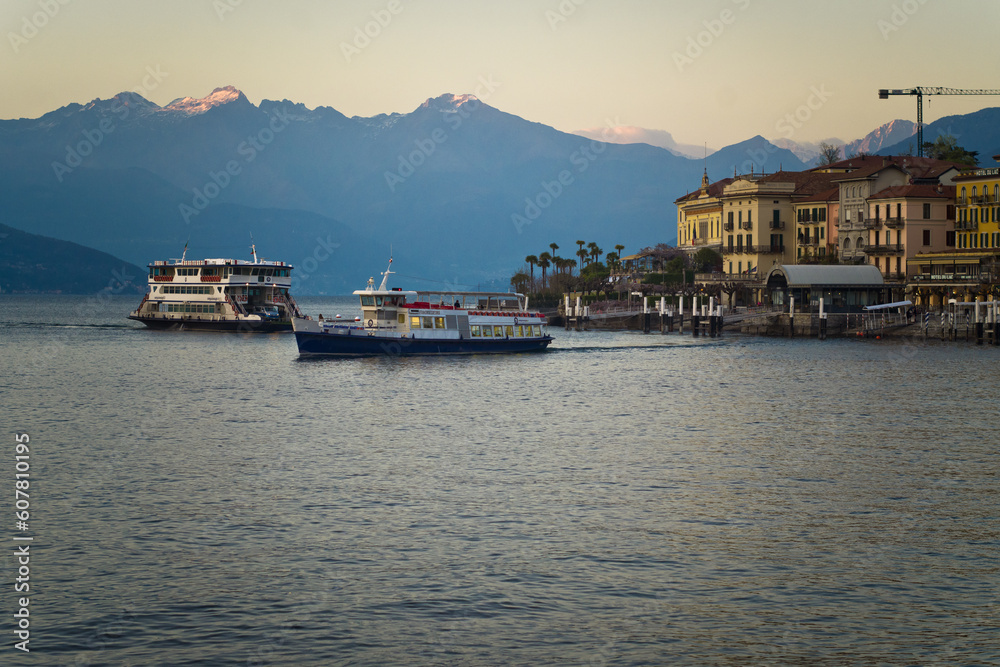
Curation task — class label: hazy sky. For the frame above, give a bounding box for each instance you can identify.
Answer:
[4,0,1000,147]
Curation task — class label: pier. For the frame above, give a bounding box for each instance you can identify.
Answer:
[559,294,1000,345]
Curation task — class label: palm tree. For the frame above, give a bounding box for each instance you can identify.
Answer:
[510,271,530,293]
[538,252,552,288]
[525,255,538,289]
[576,248,589,270]
[588,243,603,265]
[606,251,619,271]
[576,239,586,255]
[549,242,559,260]
[615,244,625,260]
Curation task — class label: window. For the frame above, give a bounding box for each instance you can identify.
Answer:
[434,317,445,329]
[494,325,504,337]
[410,316,420,328]
[533,325,542,337]
[397,313,405,324]
[471,325,481,337]
[961,187,967,204]
[946,231,956,247]
[923,229,931,246]
[505,326,514,337]
[516,325,524,337]
[423,317,434,329]
[923,203,931,219]
[481,325,492,337]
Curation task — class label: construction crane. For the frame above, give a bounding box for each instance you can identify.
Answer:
[878,87,1000,156]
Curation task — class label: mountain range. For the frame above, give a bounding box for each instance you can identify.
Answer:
[2,86,999,293]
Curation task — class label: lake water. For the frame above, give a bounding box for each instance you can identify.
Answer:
[1,295,998,665]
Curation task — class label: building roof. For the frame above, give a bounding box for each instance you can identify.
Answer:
[674,177,735,204]
[828,156,968,183]
[795,186,839,204]
[867,184,956,200]
[766,264,885,287]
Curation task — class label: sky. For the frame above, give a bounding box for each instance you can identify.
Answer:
[4,0,1000,148]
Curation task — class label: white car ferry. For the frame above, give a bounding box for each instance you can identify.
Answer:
[293,261,553,356]
[128,245,301,332]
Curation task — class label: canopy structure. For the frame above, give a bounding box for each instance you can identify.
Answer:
[765,264,891,313]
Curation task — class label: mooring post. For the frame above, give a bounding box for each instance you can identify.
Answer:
[819,297,827,340]
[789,296,795,338]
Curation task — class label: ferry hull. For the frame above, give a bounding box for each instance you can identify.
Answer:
[295,331,553,357]
[129,315,292,333]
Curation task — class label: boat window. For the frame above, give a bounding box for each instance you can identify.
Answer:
[471,325,481,337]
[434,317,445,329]
[375,296,383,306]
[397,313,405,324]
[481,325,492,337]
[360,296,375,306]
[423,317,435,329]
[410,316,421,329]
[493,325,503,337]
[532,325,541,337]
[504,326,514,337]
[516,325,524,337]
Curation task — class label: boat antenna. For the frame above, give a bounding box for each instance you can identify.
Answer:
[181,238,189,263]
[250,232,258,263]
[377,256,394,291]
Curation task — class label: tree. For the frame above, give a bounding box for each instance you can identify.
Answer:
[549,242,559,259]
[576,248,589,269]
[816,142,841,167]
[615,243,625,260]
[587,242,602,265]
[510,271,530,293]
[538,252,552,288]
[692,247,723,273]
[525,255,538,288]
[923,134,979,167]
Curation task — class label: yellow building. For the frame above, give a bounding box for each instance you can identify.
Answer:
[953,163,1000,252]
[675,171,731,257]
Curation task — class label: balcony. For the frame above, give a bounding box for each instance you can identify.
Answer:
[863,243,904,255]
[883,271,906,281]
[769,220,785,230]
[723,221,734,232]
[748,245,785,254]
[955,220,978,231]
[739,221,753,231]
[863,219,882,229]
[691,238,708,246]
[883,217,905,229]
[695,272,762,283]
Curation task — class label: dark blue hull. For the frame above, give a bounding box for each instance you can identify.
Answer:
[295,331,553,357]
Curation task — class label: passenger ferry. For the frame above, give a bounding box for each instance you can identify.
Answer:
[293,261,553,356]
[128,244,301,332]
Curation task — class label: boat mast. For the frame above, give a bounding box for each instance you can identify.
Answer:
[377,257,394,291]
[250,233,259,264]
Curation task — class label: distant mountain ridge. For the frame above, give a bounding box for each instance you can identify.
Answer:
[0,222,145,294]
[2,86,997,293]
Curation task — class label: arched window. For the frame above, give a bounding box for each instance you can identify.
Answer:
[961,187,967,204]
[994,184,998,203]
[856,237,866,249]
[843,238,852,251]
[972,186,978,200]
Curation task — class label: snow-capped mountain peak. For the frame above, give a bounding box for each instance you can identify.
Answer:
[162,85,246,115]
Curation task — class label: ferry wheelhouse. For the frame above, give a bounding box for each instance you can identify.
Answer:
[128,248,301,332]
[293,262,552,356]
